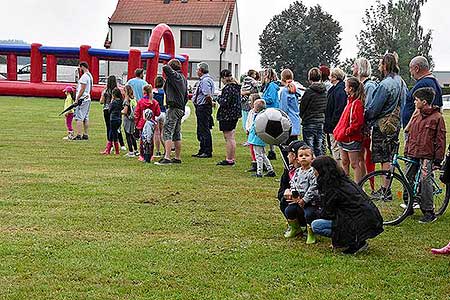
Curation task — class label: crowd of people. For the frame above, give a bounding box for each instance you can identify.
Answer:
[61,52,449,254]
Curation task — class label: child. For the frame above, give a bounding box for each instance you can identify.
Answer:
[333,76,365,183]
[247,99,276,178]
[134,84,161,161]
[261,68,280,160]
[153,76,166,157]
[280,69,300,142]
[241,70,260,139]
[286,145,320,243]
[122,85,138,157]
[278,140,307,238]
[141,109,157,163]
[404,87,446,223]
[245,93,260,172]
[62,86,75,140]
[101,87,123,155]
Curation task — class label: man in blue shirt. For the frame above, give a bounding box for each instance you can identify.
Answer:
[127,69,148,101]
[192,62,216,158]
[402,56,442,127]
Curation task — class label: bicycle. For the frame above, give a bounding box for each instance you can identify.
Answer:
[358,141,450,226]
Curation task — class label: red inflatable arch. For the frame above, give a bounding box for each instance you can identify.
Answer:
[146,24,175,86]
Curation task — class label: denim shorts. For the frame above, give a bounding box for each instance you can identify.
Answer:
[339,141,362,152]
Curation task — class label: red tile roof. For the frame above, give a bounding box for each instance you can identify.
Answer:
[109,0,235,27]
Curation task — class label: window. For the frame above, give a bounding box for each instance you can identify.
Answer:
[130,29,151,47]
[230,32,233,51]
[228,62,232,72]
[235,64,239,78]
[181,30,202,48]
[188,62,200,79]
[235,34,239,52]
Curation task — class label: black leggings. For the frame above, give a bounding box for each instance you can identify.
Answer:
[104,109,125,145]
[109,120,122,142]
[125,132,138,152]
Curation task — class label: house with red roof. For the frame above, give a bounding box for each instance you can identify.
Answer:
[106,0,241,87]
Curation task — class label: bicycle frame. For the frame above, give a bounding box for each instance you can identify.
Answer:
[390,152,443,198]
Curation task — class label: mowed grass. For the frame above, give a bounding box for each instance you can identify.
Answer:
[0,96,449,300]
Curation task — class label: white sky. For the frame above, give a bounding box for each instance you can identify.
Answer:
[2,0,450,71]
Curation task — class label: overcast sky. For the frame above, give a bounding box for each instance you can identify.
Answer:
[3,0,450,71]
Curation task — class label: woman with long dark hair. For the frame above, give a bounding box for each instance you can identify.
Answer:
[311,156,384,254]
[99,75,125,153]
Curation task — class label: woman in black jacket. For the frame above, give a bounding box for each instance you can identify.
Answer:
[216,69,242,166]
[311,156,383,254]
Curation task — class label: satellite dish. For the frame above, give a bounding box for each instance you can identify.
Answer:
[206,33,216,41]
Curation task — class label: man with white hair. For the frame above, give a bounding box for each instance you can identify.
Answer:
[402,56,442,127]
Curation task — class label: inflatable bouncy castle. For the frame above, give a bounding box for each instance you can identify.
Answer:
[0,24,188,100]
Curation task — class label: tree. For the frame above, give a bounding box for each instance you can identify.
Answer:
[356,0,432,83]
[259,1,342,82]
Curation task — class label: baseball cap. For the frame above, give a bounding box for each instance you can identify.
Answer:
[62,86,74,93]
[286,140,307,153]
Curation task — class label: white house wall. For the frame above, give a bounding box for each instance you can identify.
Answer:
[108,23,242,88]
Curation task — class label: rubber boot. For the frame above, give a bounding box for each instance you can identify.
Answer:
[101,141,112,155]
[431,242,450,255]
[247,161,257,172]
[306,224,316,244]
[267,150,276,160]
[284,220,302,238]
[113,142,120,155]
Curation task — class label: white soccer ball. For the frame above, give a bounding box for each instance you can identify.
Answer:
[255,108,292,145]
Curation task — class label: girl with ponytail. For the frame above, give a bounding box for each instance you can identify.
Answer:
[332,76,365,182]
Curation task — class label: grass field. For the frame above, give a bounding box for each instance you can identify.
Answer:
[0,96,449,300]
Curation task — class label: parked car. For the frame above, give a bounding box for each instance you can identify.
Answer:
[17,64,77,82]
[442,94,450,110]
[98,76,124,86]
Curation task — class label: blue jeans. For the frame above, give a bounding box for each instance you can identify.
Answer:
[242,110,249,131]
[302,123,324,157]
[311,219,332,237]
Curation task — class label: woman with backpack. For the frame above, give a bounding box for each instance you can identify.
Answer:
[122,85,138,157]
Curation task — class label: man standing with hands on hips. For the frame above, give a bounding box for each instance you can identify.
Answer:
[70,61,93,140]
[192,62,215,158]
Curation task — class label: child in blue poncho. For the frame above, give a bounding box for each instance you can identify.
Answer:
[247,99,276,178]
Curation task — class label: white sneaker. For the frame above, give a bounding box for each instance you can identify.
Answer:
[121,146,127,151]
[124,152,135,158]
[400,202,420,209]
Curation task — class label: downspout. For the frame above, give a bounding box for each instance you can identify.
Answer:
[219,26,225,89]
[107,20,113,76]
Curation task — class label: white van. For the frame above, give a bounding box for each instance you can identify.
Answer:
[17,64,78,82]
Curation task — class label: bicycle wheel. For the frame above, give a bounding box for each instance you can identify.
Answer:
[433,170,449,216]
[359,170,413,226]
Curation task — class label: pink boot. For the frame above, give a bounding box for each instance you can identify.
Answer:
[101,141,112,155]
[431,242,450,255]
[113,142,120,155]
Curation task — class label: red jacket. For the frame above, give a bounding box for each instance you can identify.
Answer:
[333,96,364,143]
[134,96,161,130]
[405,107,446,161]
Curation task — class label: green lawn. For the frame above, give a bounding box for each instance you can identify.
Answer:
[0,96,449,300]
